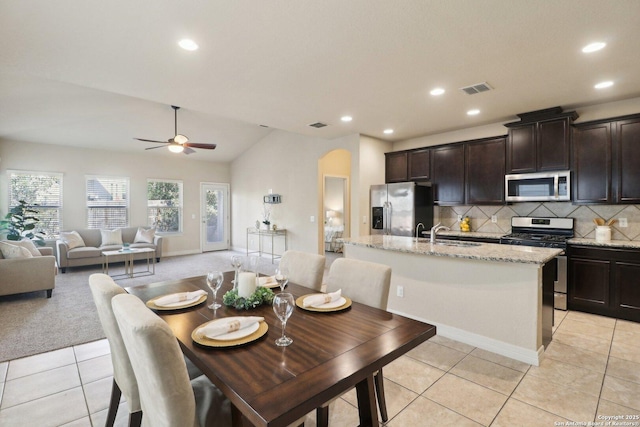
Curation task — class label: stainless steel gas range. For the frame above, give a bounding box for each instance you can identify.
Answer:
[500,217,574,310]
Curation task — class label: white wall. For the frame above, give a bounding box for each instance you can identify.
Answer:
[230,130,359,254]
[0,140,230,256]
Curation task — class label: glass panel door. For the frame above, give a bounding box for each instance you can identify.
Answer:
[201,183,229,252]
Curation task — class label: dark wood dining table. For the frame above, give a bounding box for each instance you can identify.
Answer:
[125,272,436,427]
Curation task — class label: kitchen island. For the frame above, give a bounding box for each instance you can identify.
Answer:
[341,235,562,365]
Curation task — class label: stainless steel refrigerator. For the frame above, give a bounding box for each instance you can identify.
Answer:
[370,182,433,237]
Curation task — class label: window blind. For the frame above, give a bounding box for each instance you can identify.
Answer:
[147,179,183,233]
[8,170,63,238]
[86,175,129,229]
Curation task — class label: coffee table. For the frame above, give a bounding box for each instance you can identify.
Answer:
[102,247,155,279]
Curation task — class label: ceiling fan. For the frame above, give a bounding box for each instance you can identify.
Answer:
[135,105,217,154]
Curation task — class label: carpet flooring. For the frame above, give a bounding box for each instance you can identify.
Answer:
[0,250,285,363]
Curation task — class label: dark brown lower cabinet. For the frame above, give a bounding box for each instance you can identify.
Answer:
[568,245,640,322]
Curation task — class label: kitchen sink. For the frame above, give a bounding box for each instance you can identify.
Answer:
[434,241,481,247]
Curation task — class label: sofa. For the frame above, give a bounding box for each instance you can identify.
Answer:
[0,243,56,298]
[56,227,163,273]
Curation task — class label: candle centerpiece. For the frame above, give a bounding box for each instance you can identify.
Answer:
[222,285,274,310]
[223,255,273,309]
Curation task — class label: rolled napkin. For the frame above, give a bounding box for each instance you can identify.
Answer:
[258,276,276,287]
[154,290,207,307]
[303,289,342,308]
[198,316,264,338]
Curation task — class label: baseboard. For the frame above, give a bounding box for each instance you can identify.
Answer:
[388,308,543,366]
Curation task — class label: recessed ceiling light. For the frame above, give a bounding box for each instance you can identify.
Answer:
[178,39,199,51]
[594,81,614,89]
[341,116,353,122]
[383,129,394,135]
[430,88,445,96]
[467,109,480,116]
[582,42,606,53]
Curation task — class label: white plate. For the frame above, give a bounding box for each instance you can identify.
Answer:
[149,293,207,309]
[155,293,205,308]
[257,276,280,288]
[198,319,260,341]
[305,296,347,309]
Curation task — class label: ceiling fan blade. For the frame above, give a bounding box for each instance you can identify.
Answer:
[183,147,196,155]
[145,145,166,150]
[184,142,217,150]
[135,138,169,144]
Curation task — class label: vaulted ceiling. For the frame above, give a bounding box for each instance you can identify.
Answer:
[2,1,639,162]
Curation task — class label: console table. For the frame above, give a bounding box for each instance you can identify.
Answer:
[246,227,287,263]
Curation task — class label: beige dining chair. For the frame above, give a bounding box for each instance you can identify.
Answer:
[279,250,326,291]
[111,293,231,427]
[89,273,142,427]
[322,257,392,425]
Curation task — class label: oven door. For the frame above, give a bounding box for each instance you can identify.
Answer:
[505,171,570,202]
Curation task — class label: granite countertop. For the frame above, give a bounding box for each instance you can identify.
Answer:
[568,238,640,249]
[341,235,562,265]
[424,230,505,240]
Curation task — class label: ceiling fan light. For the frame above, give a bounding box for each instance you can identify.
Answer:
[174,134,188,144]
[168,143,184,153]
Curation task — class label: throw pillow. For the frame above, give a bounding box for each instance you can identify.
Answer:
[12,239,42,257]
[0,241,34,259]
[60,231,86,249]
[134,227,156,244]
[101,229,123,247]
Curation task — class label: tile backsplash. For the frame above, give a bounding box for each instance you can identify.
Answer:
[436,203,640,241]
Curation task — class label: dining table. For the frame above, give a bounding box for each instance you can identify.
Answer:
[125,272,436,427]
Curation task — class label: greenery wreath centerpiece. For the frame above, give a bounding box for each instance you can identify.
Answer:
[223,286,275,310]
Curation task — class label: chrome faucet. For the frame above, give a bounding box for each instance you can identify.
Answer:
[415,223,425,242]
[430,223,450,243]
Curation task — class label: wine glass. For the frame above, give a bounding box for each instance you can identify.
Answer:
[272,293,294,346]
[206,271,224,309]
[274,267,289,292]
[230,255,243,289]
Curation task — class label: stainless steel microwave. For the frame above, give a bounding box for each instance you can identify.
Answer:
[505,171,571,202]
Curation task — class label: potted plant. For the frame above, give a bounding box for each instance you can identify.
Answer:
[0,200,46,245]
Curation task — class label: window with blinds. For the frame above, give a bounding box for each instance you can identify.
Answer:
[147,179,183,233]
[86,175,129,229]
[8,170,63,238]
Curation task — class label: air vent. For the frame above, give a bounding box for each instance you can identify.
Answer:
[460,82,492,95]
[309,122,328,128]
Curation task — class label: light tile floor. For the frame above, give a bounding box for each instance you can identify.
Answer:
[1,310,639,426]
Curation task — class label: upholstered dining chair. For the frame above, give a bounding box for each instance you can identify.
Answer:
[89,273,207,427]
[279,250,326,291]
[89,273,142,427]
[322,257,392,425]
[111,293,231,427]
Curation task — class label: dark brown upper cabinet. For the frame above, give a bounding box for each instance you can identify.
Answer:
[408,148,430,181]
[431,144,465,205]
[616,116,640,203]
[573,122,612,203]
[385,151,408,183]
[465,137,506,205]
[573,114,640,204]
[505,107,578,173]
